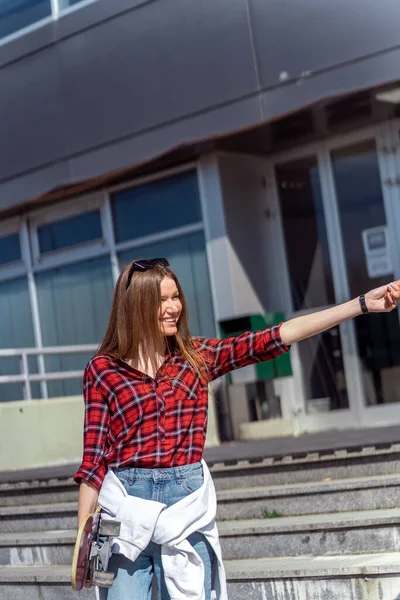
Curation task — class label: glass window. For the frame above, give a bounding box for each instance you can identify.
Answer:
[0,277,39,402]
[297,326,349,413]
[112,171,203,244]
[332,141,388,296]
[276,156,348,412]
[332,140,400,406]
[36,256,114,397]
[58,0,86,7]
[276,156,335,311]
[37,211,103,254]
[119,232,215,338]
[0,233,21,266]
[0,0,51,40]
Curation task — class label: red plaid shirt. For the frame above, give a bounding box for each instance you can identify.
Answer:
[74,325,289,491]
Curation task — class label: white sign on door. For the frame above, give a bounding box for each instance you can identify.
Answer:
[362,226,392,279]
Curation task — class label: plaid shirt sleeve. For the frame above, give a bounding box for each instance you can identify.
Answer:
[74,360,111,492]
[196,324,290,381]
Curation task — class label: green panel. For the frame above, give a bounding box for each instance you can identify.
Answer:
[249,314,268,330]
[274,352,293,377]
[255,359,276,380]
[219,313,292,380]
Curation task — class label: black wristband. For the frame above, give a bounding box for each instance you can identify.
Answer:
[359,294,369,314]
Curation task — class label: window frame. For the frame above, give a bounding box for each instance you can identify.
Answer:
[0,217,26,283]
[0,0,99,47]
[0,162,217,403]
[27,164,203,273]
[108,163,198,196]
[57,0,99,18]
[28,192,108,270]
[109,163,202,249]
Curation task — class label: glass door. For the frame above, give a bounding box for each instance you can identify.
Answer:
[389,122,400,279]
[275,156,350,416]
[329,139,400,407]
[273,126,400,428]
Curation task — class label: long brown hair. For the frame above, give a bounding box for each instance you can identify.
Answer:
[97,261,208,379]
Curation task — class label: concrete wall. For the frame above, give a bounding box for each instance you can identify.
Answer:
[217,153,290,315]
[0,396,84,471]
[2,0,400,210]
[0,390,220,472]
[215,153,297,425]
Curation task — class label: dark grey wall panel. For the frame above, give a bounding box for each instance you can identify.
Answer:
[260,46,400,122]
[0,19,55,68]
[0,47,67,180]
[0,161,71,211]
[250,0,400,89]
[1,0,400,212]
[59,0,257,155]
[70,96,262,181]
[55,0,149,39]
[0,0,147,68]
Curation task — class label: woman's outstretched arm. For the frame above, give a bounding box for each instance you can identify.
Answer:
[280,281,400,347]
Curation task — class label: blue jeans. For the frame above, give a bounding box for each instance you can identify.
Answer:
[99,462,214,600]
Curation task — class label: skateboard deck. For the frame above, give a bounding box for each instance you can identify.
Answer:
[71,507,121,591]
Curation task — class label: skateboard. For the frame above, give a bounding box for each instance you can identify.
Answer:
[71,507,121,590]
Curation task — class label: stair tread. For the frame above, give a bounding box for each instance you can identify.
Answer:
[0,501,76,516]
[1,472,399,503]
[217,473,400,500]
[0,479,75,493]
[2,552,400,581]
[1,507,400,543]
[0,529,75,545]
[225,552,400,578]
[0,564,71,582]
[217,507,400,534]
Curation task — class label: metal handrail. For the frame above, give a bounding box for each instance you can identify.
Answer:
[0,344,98,401]
[0,345,97,357]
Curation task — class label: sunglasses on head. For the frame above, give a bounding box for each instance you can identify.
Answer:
[125,258,170,289]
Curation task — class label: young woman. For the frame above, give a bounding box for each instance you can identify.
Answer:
[74,258,400,600]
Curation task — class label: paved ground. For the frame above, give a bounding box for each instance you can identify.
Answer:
[204,424,400,463]
[2,424,400,483]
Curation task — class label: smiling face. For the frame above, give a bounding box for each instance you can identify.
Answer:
[158,276,182,336]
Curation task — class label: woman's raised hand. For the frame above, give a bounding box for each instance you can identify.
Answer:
[365,280,400,313]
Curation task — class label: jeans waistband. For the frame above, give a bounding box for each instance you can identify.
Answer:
[114,460,203,481]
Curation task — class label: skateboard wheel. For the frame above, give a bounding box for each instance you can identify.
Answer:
[92,570,115,588]
[100,519,121,537]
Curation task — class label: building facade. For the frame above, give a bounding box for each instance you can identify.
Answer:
[1,0,400,470]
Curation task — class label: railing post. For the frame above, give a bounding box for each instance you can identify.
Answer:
[0,344,97,400]
[20,222,49,400]
[21,352,32,401]
[51,0,60,19]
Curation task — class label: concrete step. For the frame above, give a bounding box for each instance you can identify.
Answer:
[216,473,400,519]
[0,565,94,600]
[0,503,76,533]
[0,530,75,566]
[211,445,400,489]
[225,553,400,600]
[2,445,400,508]
[2,553,400,600]
[0,479,77,507]
[2,473,400,533]
[218,508,400,559]
[2,508,400,564]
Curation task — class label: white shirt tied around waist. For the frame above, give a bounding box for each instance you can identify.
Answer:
[98,459,227,600]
